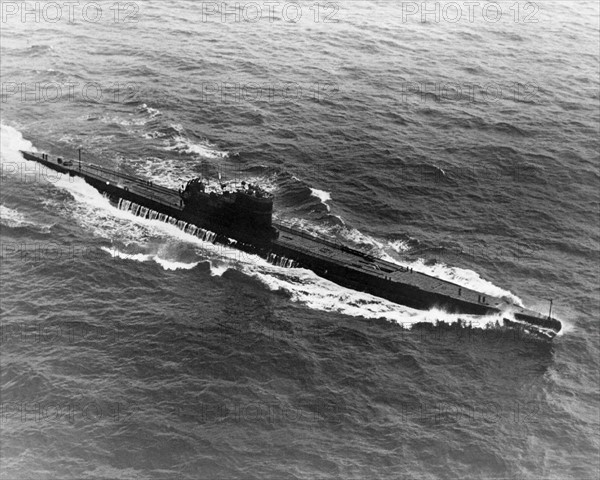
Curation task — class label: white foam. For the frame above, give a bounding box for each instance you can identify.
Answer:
[127,156,278,194]
[100,247,200,271]
[0,205,27,228]
[100,114,148,127]
[406,258,523,306]
[388,239,410,253]
[310,188,331,211]
[140,103,162,118]
[162,135,229,159]
[340,226,386,250]
[1,124,37,163]
[0,204,52,232]
[0,125,52,234]
[248,266,503,330]
[127,156,193,189]
[555,319,569,336]
[209,263,229,277]
[142,131,167,139]
[277,217,337,239]
[153,256,199,271]
[101,248,152,263]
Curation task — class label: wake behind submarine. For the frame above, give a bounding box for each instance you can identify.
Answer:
[20,149,562,339]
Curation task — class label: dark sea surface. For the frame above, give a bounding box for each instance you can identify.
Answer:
[1,1,599,479]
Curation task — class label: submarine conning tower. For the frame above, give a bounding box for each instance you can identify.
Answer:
[180,177,274,231]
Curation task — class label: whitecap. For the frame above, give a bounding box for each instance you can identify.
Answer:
[310,187,332,211]
[161,135,229,159]
[0,205,27,228]
[100,246,200,271]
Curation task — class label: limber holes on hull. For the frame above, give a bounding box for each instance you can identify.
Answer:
[267,253,298,268]
[116,197,218,243]
[115,197,296,268]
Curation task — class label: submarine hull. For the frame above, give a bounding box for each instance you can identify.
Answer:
[20,150,562,339]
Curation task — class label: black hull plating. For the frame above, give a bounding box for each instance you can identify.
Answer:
[268,240,491,315]
[21,150,562,339]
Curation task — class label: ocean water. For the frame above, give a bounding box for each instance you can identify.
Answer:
[1,1,599,479]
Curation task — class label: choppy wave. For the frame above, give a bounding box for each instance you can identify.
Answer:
[0,204,52,233]
[99,114,148,127]
[388,239,410,253]
[309,188,332,211]
[1,124,36,160]
[0,204,26,228]
[162,135,229,159]
[139,103,162,118]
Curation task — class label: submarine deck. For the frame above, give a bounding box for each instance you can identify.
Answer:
[31,152,509,313]
[78,162,184,211]
[272,224,507,313]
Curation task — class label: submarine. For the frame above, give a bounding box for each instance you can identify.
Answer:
[20,149,562,339]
